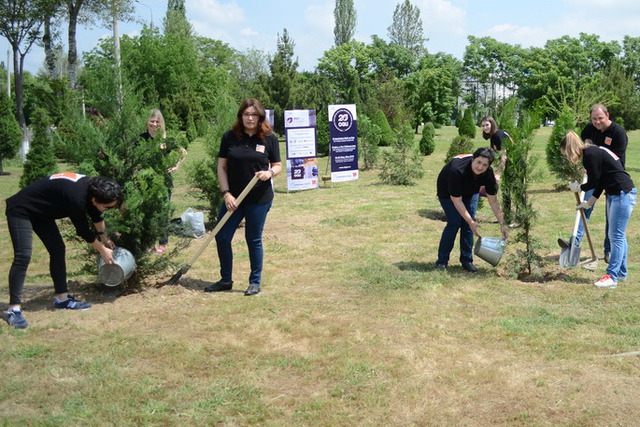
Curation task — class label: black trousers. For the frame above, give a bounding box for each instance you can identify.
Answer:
[7,216,68,305]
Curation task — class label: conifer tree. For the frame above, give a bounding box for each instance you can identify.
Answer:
[546,105,581,185]
[0,94,22,175]
[419,122,435,155]
[334,0,357,46]
[458,107,476,138]
[20,109,57,188]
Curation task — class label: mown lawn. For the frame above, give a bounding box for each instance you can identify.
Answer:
[1,125,640,425]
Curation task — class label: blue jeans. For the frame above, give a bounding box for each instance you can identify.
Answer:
[605,188,637,281]
[576,188,610,255]
[437,194,479,266]
[215,200,272,287]
[7,216,68,305]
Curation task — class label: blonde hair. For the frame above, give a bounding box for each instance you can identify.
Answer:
[559,130,585,164]
[148,108,167,139]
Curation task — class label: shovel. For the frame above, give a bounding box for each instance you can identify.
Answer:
[575,191,598,270]
[164,174,260,285]
[559,208,582,268]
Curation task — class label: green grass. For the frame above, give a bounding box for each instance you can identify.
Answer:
[1,125,640,425]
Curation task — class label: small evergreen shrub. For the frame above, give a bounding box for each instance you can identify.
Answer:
[372,109,394,146]
[444,135,474,163]
[357,114,380,170]
[419,122,435,156]
[379,121,424,185]
[20,109,58,188]
[458,108,476,139]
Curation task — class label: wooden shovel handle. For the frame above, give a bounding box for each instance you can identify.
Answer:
[574,192,597,260]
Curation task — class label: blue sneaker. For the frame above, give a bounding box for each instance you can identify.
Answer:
[6,310,28,329]
[54,295,92,310]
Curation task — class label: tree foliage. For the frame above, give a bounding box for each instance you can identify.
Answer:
[387,0,425,58]
[333,0,356,46]
[269,28,298,135]
[545,105,581,185]
[20,109,57,188]
[379,121,423,185]
[357,114,380,170]
[444,135,474,163]
[458,107,475,138]
[419,122,435,156]
[0,94,22,173]
[371,109,394,146]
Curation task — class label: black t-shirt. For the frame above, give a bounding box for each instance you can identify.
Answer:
[490,129,511,151]
[581,146,634,199]
[219,130,281,205]
[437,154,498,199]
[580,121,628,168]
[5,173,103,243]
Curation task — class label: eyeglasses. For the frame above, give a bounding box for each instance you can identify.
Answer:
[242,113,259,118]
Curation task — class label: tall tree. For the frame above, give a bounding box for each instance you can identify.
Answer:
[387,0,425,58]
[0,0,49,129]
[317,40,369,104]
[164,0,192,38]
[269,28,298,134]
[333,0,356,46]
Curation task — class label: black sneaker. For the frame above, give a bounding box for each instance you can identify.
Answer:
[5,310,28,329]
[204,280,233,292]
[462,262,478,273]
[244,284,261,296]
[54,295,92,310]
[435,263,448,271]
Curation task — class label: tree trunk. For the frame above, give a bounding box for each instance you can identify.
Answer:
[43,16,56,79]
[13,46,29,160]
[67,1,83,90]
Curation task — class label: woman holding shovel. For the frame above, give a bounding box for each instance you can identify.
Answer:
[435,147,509,272]
[204,99,282,296]
[561,131,637,288]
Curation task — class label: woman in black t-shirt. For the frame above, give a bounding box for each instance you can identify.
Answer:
[481,115,510,183]
[561,131,636,288]
[4,174,123,329]
[435,148,508,272]
[204,99,282,296]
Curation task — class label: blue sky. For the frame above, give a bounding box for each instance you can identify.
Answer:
[2,0,640,74]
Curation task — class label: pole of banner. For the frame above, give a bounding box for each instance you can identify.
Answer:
[322,152,332,187]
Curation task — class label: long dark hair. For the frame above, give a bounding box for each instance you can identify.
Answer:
[231,98,273,140]
[481,115,498,140]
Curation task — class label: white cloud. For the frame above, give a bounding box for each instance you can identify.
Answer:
[188,0,245,26]
[304,2,334,37]
[240,28,258,37]
[485,24,550,49]
[418,0,467,36]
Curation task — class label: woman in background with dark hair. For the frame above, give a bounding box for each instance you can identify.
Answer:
[481,115,510,183]
[4,173,124,329]
[204,99,282,296]
[435,148,508,272]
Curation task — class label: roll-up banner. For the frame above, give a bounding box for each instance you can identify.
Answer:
[328,104,358,182]
[284,109,318,191]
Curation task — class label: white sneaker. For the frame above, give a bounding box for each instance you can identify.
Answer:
[594,275,617,288]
